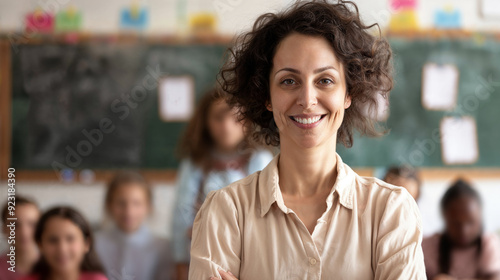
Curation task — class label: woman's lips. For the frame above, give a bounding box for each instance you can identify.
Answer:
[289,114,326,129]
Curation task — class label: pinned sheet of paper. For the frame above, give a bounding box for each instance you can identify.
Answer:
[440,116,479,165]
[422,63,459,110]
[158,76,194,122]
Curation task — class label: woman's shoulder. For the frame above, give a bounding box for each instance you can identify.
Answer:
[80,272,108,280]
[354,173,415,204]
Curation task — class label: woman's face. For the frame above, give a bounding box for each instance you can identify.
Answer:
[444,196,482,247]
[108,184,150,233]
[3,204,39,251]
[39,217,89,274]
[269,33,351,149]
[207,100,245,153]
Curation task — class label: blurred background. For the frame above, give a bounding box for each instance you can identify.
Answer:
[0,0,499,252]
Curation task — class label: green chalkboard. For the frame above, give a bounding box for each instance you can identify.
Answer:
[10,38,500,170]
[11,42,227,169]
[337,38,500,167]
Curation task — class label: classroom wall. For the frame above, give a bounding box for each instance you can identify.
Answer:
[0,0,499,35]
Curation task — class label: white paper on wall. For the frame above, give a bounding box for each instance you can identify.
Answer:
[158,76,194,122]
[440,116,479,165]
[422,63,459,110]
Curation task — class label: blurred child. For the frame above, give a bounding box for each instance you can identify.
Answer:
[384,165,421,201]
[423,179,500,280]
[95,172,171,280]
[21,206,107,280]
[171,88,273,280]
[1,197,40,280]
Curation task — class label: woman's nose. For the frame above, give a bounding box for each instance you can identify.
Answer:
[296,84,318,109]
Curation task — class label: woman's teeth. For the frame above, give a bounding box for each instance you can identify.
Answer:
[292,116,321,124]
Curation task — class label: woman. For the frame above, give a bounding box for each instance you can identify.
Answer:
[189,1,425,279]
[171,88,273,280]
[423,179,500,280]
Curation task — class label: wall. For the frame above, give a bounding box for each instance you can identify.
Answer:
[0,0,499,35]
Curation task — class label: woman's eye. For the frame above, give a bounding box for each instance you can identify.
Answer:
[281,79,296,85]
[319,78,334,85]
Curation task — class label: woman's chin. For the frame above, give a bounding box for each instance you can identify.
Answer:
[293,136,324,149]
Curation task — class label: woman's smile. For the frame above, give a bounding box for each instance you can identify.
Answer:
[289,113,327,129]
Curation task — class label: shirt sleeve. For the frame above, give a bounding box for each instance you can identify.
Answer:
[480,233,500,277]
[188,189,241,280]
[374,188,427,280]
[171,159,202,263]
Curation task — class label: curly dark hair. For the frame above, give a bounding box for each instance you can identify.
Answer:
[219,0,393,147]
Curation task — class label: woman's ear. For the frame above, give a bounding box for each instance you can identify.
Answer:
[265,100,273,111]
[344,94,352,109]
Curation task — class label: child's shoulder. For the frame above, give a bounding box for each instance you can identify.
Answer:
[81,272,108,280]
[18,275,40,280]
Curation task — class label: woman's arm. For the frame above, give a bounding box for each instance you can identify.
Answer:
[374,188,426,280]
[189,190,242,280]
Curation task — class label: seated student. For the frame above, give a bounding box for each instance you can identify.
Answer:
[384,165,421,201]
[423,179,500,280]
[20,206,107,280]
[171,88,273,280]
[95,172,171,280]
[0,197,40,280]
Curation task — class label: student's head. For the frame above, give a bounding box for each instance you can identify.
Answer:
[441,179,482,247]
[384,166,421,201]
[179,88,246,164]
[2,196,40,251]
[105,171,152,233]
[33,207,103,277]
[219,0,392,149]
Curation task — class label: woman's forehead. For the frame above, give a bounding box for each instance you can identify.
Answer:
[272,33,343,74]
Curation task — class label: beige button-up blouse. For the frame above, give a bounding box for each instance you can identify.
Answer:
[189,153,426,280]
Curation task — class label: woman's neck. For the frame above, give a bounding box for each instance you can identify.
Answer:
[279,137,338,197]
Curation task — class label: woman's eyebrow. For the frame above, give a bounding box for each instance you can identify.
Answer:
[274,66,338,77]
[274,67,300,76]
[313,66,338,74]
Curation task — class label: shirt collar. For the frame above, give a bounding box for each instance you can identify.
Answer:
[259,152,354,217]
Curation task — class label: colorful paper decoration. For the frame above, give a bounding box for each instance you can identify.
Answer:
[189,13,217,35]
[388,10,419,32]
[120,3,148,30]
[55,6,82,32]
[25,9,54,33]
[390,0,417,11]
[434,7,462,29]
[388,0,419,32]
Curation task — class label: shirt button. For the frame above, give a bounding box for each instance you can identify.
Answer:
[309,258,317,265]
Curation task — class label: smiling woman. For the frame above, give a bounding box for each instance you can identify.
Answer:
[188,1,426,280]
